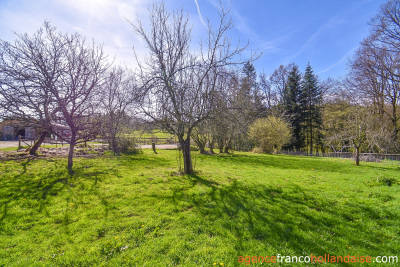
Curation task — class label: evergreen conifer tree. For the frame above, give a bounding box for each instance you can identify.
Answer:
[283,64,303,150]
[300,63,323,155]
[240,61,265,118]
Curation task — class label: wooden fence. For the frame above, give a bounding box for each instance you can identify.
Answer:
[18,136,69,149]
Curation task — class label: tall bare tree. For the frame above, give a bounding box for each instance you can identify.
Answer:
[130,2,250,174]
[0,22,64,154]
[350,34,400,146]
[270,64,294,103]
[371,0,400,52]
[258,72,275,110]
[50,34,109,170]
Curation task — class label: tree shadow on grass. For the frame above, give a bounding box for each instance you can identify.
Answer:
[163,173,399,265]
[207,153,397,175]
[0,158,115,226]
[117,153,171,167]
[0,160,68,224]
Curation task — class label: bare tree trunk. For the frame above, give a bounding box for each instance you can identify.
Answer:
[68,142,75,171]
[198,142,206,154]
[218,137,224,153]
[179,137,193,174]
[310,123,313,156]
[209,140,215,154]
[111,137,117,155]
[29,131,47,155]
[392,101,398,142]
[224,138,231,153]
[192,135,206,154]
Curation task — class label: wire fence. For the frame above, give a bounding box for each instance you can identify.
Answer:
[280,150,400,162]
[137,137,177,145]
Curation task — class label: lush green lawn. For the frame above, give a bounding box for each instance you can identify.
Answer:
[0,150,399,266]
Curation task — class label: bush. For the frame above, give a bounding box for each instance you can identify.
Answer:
[365,176,398,187]
[113,136,140,154]
[251,147,264,154]
[248,116,291,154]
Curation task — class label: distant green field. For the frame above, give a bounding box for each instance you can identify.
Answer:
[127,129,177,144]
[128,129,173,137]
[0,151,399,266]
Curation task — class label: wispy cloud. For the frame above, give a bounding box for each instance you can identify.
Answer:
[285,16,345,62]
[194,0,207,28]
[318,46,357,74]
[204,0,288,54]
[230,5,289,54]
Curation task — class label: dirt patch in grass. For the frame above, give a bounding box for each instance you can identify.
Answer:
[0,146,107,161]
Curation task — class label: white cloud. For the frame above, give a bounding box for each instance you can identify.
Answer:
[0,0,150,68]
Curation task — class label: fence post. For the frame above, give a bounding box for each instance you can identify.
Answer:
[18,135,21,149]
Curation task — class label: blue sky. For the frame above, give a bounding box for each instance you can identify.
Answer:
[0,0,387,79]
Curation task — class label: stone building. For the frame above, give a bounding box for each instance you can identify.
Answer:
[0,120,36,140]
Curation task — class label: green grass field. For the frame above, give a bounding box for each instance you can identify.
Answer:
[0,150,399,266]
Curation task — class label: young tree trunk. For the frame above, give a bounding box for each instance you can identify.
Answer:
[68,133,76,172]
[355,146,360,166]
[179,137,193,174]
[29,131,47,155]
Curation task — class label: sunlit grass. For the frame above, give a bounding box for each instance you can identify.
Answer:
[0,150,399,266]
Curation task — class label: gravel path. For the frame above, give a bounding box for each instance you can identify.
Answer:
[0,141,23,148]
[140,144,178,149]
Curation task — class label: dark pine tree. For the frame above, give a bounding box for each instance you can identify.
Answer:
[283,64,304,150]
[299,63,323,155]
[241,61,266,118]
[241,61,257,94]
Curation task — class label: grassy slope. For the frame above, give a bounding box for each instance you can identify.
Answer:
[0,151,399,266]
